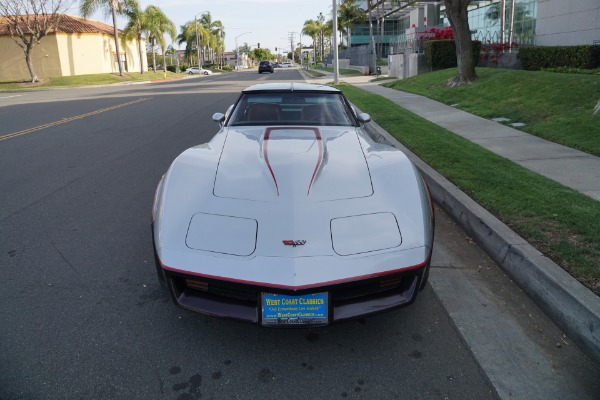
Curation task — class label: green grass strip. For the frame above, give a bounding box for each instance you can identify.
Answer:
[0,71,184,91]
[383,68,600,156]
[338,84,600,294]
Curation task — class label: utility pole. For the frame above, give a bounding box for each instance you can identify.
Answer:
[288,31,301,63]
[332,0,339,84]
[287,32,295,62]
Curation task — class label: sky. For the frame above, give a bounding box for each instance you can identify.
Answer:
[66,0,336,54]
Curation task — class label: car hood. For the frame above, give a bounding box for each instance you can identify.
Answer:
[214,126,373,202]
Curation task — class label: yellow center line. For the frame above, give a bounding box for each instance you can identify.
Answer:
[0,97,151,142]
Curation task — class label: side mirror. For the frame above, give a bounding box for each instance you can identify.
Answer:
[356,113,371,123]
[212,112,225,126]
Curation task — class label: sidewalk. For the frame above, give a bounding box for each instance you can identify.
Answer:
[302,70,600,364]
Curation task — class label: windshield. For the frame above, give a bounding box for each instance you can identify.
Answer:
[227,92,357,127]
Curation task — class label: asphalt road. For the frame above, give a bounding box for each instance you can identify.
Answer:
[1,69,598,400]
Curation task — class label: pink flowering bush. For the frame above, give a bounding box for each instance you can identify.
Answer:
[419,26,454,41]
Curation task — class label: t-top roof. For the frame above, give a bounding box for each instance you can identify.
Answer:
[242,82,340,93]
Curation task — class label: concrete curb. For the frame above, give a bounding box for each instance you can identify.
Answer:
[364,117,600,365]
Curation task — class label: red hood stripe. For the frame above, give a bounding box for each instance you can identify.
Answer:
[262,127,323,197]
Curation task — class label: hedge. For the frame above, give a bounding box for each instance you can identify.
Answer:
[424,40,481,69]
[519,45,600,70]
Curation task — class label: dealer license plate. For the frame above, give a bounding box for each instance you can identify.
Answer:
[261,292,328,326]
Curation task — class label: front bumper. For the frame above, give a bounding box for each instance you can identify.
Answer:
[159,260,429,326]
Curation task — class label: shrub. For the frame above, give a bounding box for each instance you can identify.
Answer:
[519,45,600,70]
[166,65,178,73]
[424,40,481,69]
[480,42,518,65]
[542,67,600,75]
[222,65,233,72]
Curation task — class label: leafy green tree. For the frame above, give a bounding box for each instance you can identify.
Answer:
[252,48,272,61]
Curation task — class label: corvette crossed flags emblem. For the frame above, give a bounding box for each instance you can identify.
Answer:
[282,240,306,247]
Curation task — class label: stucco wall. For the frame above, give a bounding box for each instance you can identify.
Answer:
[0,32,146,81]
[536,0,600,45]
[0,35,63,81]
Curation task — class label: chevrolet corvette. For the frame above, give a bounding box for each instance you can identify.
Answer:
[152,82,434,326]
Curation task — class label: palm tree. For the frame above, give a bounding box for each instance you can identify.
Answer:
[302,19,319,63]
[176,23,196,66]
[199,12,214,64]
[210,20,225,67]
[338,0,365,48]
[143,5,176,72]
[80,0,128,76]
[179,19,209,67]
[316,12,326,63]
[121,0,145,74]
[196,12,224,66]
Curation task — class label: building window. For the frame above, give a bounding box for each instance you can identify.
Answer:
[443,0,537,46]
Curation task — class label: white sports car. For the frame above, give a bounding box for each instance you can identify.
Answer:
[186,66,212,75]
[152,83,434,326]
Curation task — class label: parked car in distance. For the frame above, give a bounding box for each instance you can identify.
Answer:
[186,66,212,75]
[273,63,282,68]
[258,60,275,74]
[152,82,435,327]
[281,62,293,67]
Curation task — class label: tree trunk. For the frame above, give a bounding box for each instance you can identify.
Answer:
[25,43,38,83]
[320,32,324,64]
[151,38,157,72]
[111,5,123,76]
[444,0,477,86]
[508,0,515,44]
[368,0,376,73]
[377,1,383,59]
[137,33,144,74]
[499,0,505,44]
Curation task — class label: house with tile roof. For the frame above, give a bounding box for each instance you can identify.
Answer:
[0,14,147,81]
